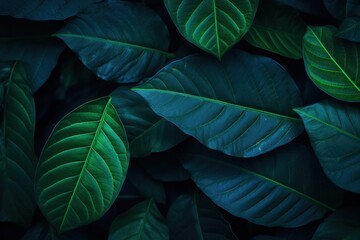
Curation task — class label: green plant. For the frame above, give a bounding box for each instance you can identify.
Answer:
[0,0,359,239]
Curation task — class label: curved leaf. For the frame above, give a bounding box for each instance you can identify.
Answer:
[0,62,36,227]
[111,88,187,158]
[164,0,259,59]
[108,199,169,240]
[182,142,343,227]
[133,50,304,158]
[303,25,360,102]
[312,208,360,240]
[34,97,129,233]
[336,17,360,42]
[55,2,171,84]
[245,1,306,59]
[294,100,360,193]
[167,192,238,240]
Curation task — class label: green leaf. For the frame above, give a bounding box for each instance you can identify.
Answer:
[323,0,347,20]
[182,142,343,227]
[303,25,360,102]
[164,0,259,59]
[55,2,171,84]
[167,192,238,240]
[312,208,360,240]
[336,17,360,42]
[294,100,360,193]
[111,88,187,158]
[0,0,99,20]
[245,1,306,59]
[133,50,304,158]
[34,97,129,234]
[108,199,169,240]
[0,62,36,227]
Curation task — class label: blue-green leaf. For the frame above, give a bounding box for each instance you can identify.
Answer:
[336,17,360,42]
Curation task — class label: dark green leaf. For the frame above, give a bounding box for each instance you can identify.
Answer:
[167,192,238,240]
[164,0,259,59]
[111,88,187,158]
[182,142,343,227]
[34,97,129,233]
[336,17,360,42]
[323,0,347,20]
[133,50,304,158]
[303,25,360,102]
[0,62,36,227]
[108,199,169,240]
[55,2,171,84]
[294,100,360,193]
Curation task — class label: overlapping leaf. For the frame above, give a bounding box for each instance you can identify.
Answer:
[164,0,259,59]
[133,50,304,158]
[182,142,343,227]
[0,62,36,227]
[294,100,360,193]
[336,17,360,42]
[303,25,360,102]
[34,97,129,233]
[55,1,171,84]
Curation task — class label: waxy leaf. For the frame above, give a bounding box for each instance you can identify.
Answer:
[133,50,304,158]
[34,97,129,233]
[182,142,343,227]
[294,100,360,193]
[303,25,360,102]
[0,62,36,227]
[111,88,187,158]
[108,199,169,240]
[336,17,360,42]
[167,192,238,240]
[55,2,171,84]
[164,0,259,59]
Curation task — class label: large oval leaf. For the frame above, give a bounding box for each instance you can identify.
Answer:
[133,50,304,158]
[181,142,343,227]
[167,192,238,240]
[111,88,187,158]
[34,97,129,233]
[55,2,171,84]
[303,25,360,102]
[164,0,259,59]
[108,199,169,240]
[0,62,36,227]
[294,100,360,193]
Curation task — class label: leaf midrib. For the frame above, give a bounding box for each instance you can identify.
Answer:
[137,199,153,240]
[133,88,302,122]
[213,0,221,58]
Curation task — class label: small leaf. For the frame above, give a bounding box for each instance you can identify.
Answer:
[34,97,129,233]
[108,199,169,240]
[55,2,171,84]
[0,62,36,227]
[303,25,360,102]
[294,100,360,193]
[182,142,343,227]
[336,17,360,42]
[133,50,304,158]
[164,0,259,59]
[167,192,238,240]
[111,88,187,158]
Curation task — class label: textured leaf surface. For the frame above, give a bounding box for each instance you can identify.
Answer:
[34,97,129,233]
[294,100,360,193]
[312,208,360,240]
[108,199,169,240]
[55,2,171,84]
[0,62,36,227]
[164,0,259,59]
[182,142,343,227]
[303,25,360,101]
[111,88,187,158]
[245,1,306,59]
[336,17,360,42]
[133,50,304,158]
[167,192,238,240]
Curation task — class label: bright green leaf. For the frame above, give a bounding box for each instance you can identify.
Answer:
[294,100,360,193]
[336,17,360,42]
[34,97,129,234]
[303,25,360,102]
[164,0,259,59]
[133,50,304,158]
